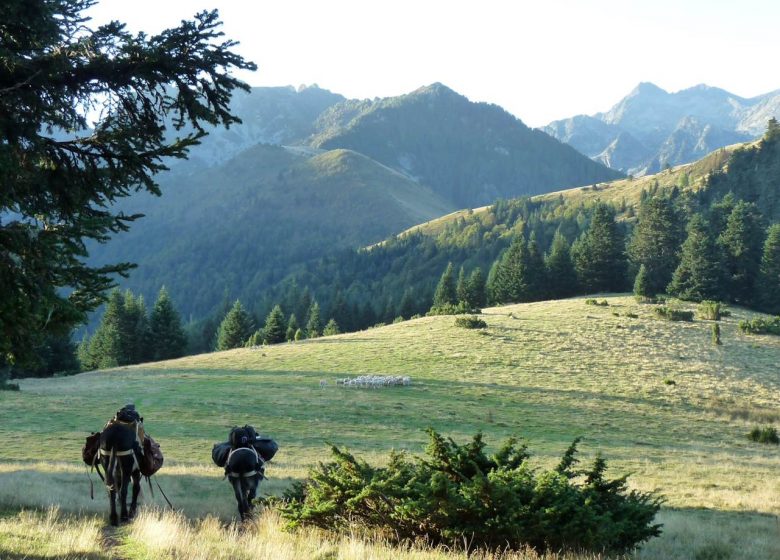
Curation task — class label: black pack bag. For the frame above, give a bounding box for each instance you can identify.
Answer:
[229,425,257,447]
[253,436,278,462]
[212,441,231,467]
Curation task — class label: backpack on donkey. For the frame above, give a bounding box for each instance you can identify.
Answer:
[212,424,278,468]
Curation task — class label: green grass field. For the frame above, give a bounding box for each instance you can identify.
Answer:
[1,295,778,558]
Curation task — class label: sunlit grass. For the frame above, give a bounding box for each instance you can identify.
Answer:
[1,295,778,558]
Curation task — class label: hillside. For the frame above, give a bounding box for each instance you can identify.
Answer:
[310,83,623,207]
[1,296,779,558]
[544,82,780,175]
[87,144,455,319]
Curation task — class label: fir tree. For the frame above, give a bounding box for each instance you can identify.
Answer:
[306,301,322,338]
[323,318,340,336]
[216,300,255,351]
[0,1,254,365]
[627,197,683,296]
[294,328,304,341]
[263,305,287,345]
[572,204,627,293]
[150,287,187,361]
[489,235,532,304]
[465,268,487,308]
[526,236,547,300]
[432,263,457,308]
[758,224,780,314]
[88,289,126,369]
[717,201,764,304]
[399,290,416,319]
[633,264,652,301]
[667,215,725,301]
[545,231,578,298]
[286,314,299,342]
[765,117,780,142]
[456,267,468,304]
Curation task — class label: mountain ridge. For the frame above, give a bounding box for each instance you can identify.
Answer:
[544,82,778,175]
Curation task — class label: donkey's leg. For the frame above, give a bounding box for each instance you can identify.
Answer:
[231,478,248,520]
[109,487,119,526]
[129,469,142,518]
[246,474,260,513]
[119,457,132,522]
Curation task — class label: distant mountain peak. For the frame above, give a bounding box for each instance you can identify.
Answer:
[629,82,668,96]
[544,81,777,175]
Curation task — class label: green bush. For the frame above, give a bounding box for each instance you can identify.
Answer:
[747,426,779,444]
[738,316,780,335]
[585,299,609,306]
[654,307,694,322]
[279,430,663,554]
[454,316,487,329]
[697,301,723,321]
[428,301,479,316]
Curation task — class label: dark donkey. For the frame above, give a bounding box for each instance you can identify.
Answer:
[100,422,142,526]
[225,427,264,521]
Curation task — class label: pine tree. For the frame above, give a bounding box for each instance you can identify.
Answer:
[294,328,304,341]
[633,264,652,301]
[526,236,547,301]
[399,290,416,319]
[667,215,725,301]
[122,291,152,364]
[765,117,780,142]
[306,301,322,338]
[432,263,457,308]
[456,267,468,304]
[572,204,627,293]
[286,314,299,342]
[489,235,532,304]
[323,318,340,336]
[150,287,188,360]
[465,268,487,308]
[88,290,126,369]
[545,231,578,298]
[717,201,765,304]
[627,197,683,296]
[758,224,780,314]
[263,305,287,345]
[216,300,255,351]
[0,1,254,365]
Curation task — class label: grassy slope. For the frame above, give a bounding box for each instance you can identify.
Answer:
[393,143,744,241]
[1,296,779,558]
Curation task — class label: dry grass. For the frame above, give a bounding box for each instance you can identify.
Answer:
[1,295,778,558]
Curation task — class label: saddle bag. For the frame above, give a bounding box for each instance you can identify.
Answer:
[139,435,164,477]
[82,431,101,466]
[212,441,231,467]
[253,437,278,462]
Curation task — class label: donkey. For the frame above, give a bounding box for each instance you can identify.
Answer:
[225,427,264,521]
[100,422,142,526]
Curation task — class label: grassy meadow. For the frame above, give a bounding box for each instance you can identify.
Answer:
[1,295,779,559]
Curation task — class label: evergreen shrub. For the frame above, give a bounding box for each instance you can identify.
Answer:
[697,301,722,321]
[738,317,780,335]
[454,316,487,329]
[428,301,478,316]
[747,426,779,444]
[654,307,694,322]
[279,430,663,554]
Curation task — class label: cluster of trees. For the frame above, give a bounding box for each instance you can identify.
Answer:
[429,264,486,314]
[212,299,340,351]
[78,288,187,370]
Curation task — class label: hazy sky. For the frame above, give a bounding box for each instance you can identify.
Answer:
[87,0,779,127]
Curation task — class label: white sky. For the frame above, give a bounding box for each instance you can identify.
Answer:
[86,0,779,127]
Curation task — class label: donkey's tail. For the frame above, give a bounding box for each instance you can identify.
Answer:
[105,448,117,491]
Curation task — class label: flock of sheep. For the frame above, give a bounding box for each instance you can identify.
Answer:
[321,375,412,388]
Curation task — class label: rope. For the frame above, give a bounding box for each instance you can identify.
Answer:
[152,476,175,510]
